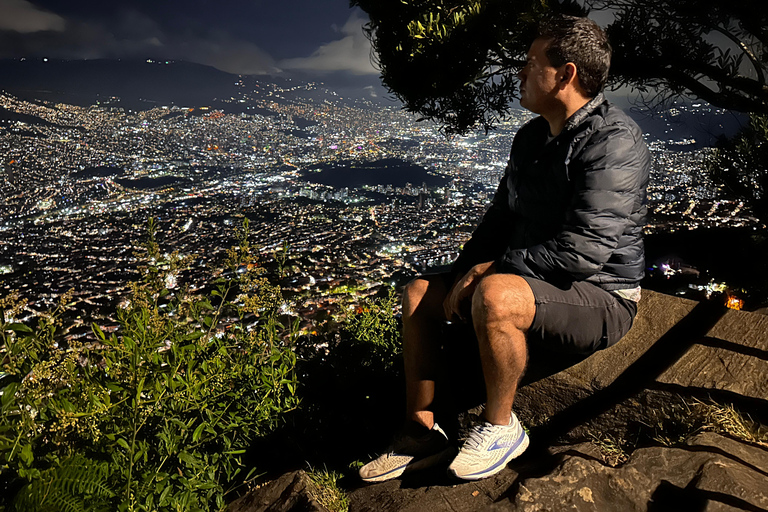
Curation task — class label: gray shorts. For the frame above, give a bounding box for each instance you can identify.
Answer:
[522,276,637,355]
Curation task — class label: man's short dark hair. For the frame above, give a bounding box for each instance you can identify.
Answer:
[538,15,612,97]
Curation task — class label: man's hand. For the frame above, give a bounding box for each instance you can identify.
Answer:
[443,261,496,322]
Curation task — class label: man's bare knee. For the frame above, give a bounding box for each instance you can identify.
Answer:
[471,274,535,331]
[403,275,448,319]
[403,278,430,317]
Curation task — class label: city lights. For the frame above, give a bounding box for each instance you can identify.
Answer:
[1,78,764,325]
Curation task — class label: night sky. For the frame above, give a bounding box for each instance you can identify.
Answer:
[0,0,377,76]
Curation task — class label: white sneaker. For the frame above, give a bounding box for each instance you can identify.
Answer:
[359,423,454,483]
[447,412,528,481]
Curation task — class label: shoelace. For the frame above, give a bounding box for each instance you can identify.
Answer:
[463,423,497,452]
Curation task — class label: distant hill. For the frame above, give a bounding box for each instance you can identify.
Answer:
[0,59,241,109]
[628,105,747,148]
[0,59,389,111]
[1,59,740,145]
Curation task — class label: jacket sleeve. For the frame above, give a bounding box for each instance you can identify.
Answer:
[495,123,642,281]
[451,163,514,276]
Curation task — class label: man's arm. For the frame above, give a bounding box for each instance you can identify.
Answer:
[496,124,648,281]
[451,165,513,277]
[443,261,495,321]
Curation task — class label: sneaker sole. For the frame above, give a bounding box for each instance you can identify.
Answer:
[361,446,457,483]
[447,430,529,481]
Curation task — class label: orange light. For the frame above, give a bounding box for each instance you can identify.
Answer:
[726,294,743,311]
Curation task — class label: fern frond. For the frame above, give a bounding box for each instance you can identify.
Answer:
[12,455,116,512]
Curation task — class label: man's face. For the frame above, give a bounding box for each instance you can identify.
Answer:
[518,38,562,115]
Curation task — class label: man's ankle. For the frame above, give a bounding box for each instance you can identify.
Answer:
[406,412,435,433]
[483,408,513,426]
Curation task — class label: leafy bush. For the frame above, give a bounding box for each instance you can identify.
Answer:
[340,287,402,369]
[275,287,404,475]
[0,219,299,511]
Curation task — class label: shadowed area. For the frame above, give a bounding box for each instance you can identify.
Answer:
[232,290,768,512]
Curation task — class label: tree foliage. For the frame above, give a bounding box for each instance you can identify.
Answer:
[601,0,768,115]
[351,0,547,134]
[353,0,768,134]
[707,113,768,221]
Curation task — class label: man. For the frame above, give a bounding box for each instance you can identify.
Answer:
[360,14,650,482]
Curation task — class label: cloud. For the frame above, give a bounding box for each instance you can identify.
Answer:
[0,7,278,75]
[175,35,279,75]
[0,0,66,33]
[279,11,377,75]
[108,13,279,74]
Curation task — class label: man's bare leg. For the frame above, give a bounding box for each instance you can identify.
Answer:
[358,275,452,482]
[402,275,450,430]
[470,274,536,425]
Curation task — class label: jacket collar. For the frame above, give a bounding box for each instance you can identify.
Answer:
[562,93,606,133]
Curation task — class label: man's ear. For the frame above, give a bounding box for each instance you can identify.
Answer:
[561,62,578,87]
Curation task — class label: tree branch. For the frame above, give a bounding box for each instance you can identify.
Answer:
[709,24,766,86]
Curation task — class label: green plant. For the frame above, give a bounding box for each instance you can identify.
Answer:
[347,459,364,470]
[279,286,405,475]
[341,287,401,369]
[11,455,114,512]
[306,466,349,512]
[273,241,292,280]
[0,219,300,512]
[589,398,768,469]
[588,432,632,467]
[355,0,768,135]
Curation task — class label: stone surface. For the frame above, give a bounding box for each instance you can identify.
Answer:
[489,432,768,512]
[348,432,768,512]
[347,465,523,512]
[514,290,768,441]
[229,471,327,512]
[346,292,768,511]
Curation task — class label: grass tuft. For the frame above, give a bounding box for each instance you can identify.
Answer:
[589,397,767,467]
[307,466,349,512]
[694,399,768,445]
[589,432,632,466]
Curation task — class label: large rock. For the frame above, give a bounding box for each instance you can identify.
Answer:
[346,291,768,511]
[347,434,768,512]
[229,471,328,512]
[515,289,768,441]
[490,432,768,511]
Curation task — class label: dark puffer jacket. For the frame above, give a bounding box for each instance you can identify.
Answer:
[452,94,650,291]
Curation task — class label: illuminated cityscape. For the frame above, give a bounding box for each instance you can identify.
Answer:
[1,74,763,327]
